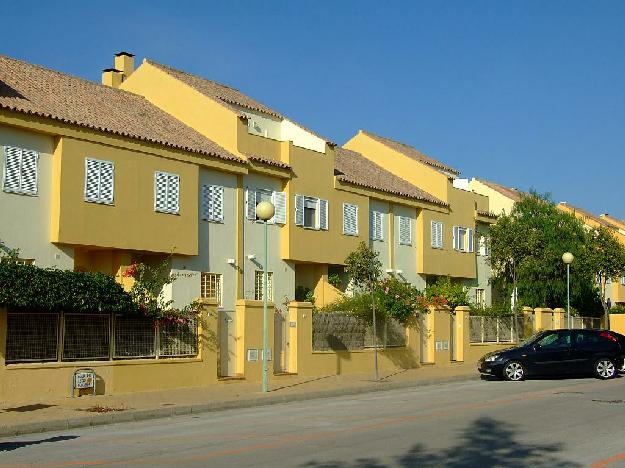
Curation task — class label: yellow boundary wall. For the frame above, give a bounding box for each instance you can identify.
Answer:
[0,302,569,402]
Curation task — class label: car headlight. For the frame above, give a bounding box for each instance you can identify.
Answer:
[485,354,499,362]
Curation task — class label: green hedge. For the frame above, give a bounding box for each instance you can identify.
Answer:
[0,261,138,314]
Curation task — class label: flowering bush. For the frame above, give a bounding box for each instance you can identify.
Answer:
[123,257,201,323]
[374,276,421,323]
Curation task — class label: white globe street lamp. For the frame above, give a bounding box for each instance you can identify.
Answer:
[562,252,574,329]
[256,201,275,393]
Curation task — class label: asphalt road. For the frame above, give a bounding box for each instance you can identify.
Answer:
[2,375,625,467]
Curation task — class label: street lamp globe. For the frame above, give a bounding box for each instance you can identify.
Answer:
[256,201,275,221]
[562,252,574,264]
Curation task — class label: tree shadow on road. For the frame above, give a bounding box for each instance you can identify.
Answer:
[301,417,579,467]
[0,435,79,452]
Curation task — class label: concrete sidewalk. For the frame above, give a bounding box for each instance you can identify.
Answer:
[0,362,478,438]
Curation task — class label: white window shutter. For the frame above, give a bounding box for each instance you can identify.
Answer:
[19,149,38,195]
[212,185,224,222]
[319,199,328,230]
[467,228,474,253]
[245,188,257,220]
[167,174,180,214]
[99,161,114,204]
[201,184,210,220]
[84,159,101,202]
[3,146,22,193]
[438,223,443,248]
[351,204,358,235]
[399,216,411,245]
[295,194,304,226]
[343,203,358,235]
[154,172,169,212]
[453,226,459,250]
[272,191,287,224]
[430,221,437,247]
[371,211,383,241]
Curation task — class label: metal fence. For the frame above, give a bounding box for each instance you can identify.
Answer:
[312,312,406,351]
[5,312,199,364]
[364,318,407,348]
[5,313,59,363]
[469,315,526,344]
[114,316,156,359]
[571,316,603,330]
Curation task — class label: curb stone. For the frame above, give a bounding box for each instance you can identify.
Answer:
[0,373,477,438]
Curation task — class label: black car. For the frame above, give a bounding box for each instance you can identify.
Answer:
[478,329,625,381]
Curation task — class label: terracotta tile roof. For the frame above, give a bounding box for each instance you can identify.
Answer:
[146,60,335,146]
[245,153,291,170]
[0,55,243,163]
[599,214,625,230]
[334,147,446,206]
[558,202,615,229]
[360,130,460,176]
[475,178,523,202]
[477,210,498,219]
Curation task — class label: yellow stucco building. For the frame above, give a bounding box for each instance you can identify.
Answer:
[0,51,500,400]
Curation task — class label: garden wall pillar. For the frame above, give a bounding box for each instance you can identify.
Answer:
[287,301,313,375]
[427,306,451,366]
[235,299,275,381]
[534,308,554,331]
[552,308,566,329]
[454,306,471,362]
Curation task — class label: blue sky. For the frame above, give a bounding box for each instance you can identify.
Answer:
[3,1,625,218]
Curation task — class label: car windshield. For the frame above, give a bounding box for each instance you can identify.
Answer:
[519,331,547,347]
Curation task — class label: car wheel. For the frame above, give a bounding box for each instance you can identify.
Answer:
[594,358,616,380]
[503,361,525,381]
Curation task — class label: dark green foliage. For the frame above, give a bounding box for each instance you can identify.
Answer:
[0,261,138,314]
[469,302,515,317]
[344,241,382,290]
[425,277,469,310]
[488,192,604,314]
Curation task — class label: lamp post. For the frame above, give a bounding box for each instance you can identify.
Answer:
[256,200,275,393]
[562,252,574,329]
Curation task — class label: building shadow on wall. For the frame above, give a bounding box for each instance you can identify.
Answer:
[300,417,579,467]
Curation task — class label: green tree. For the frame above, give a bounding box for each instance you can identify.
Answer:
[582,226,625,325]
[344,241,382,291]
[488,192,596,312]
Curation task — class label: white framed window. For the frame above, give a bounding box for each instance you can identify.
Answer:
[201,184,224,222]
[342,203,358,236]
[201,272,223,306]
[294,194,328,230]
[154,171,180,214]
[475,289,486,307]
[621,277,625,286]
[254,270,273,301]
[398,216,412,245]
[245,188,286,224]
[453,226,474,253]
[3,146,38,196]
[477,235,490,256]
[84,158,114,205]
[370,211,384,241]
[431,221,443,248]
